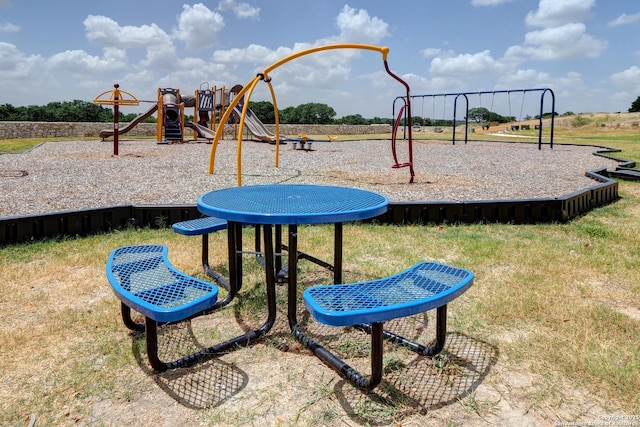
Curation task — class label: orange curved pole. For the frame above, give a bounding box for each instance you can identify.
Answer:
[236,77,262,186]
[263,73,280,167]
[263,44,388,74]
[208,77,260,174]
[208,44,391,185]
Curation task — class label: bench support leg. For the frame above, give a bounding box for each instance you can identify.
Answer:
[131,223,278,372]
[121,303,145,332]
[291,321,384,391]
[355,305,448,356]
[201,234,230,291]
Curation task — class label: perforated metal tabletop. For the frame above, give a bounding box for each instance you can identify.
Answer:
[197,184,389,225]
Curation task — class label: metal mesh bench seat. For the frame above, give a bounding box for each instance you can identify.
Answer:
[106,244,274,371]
[172,216,227,236]
[300,261,474,390]
[106,244,219,323]
[304,262,474,326]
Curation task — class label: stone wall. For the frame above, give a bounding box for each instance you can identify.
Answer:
[0,122,391,139]
[0,122,157,139]
[260,124,391,135]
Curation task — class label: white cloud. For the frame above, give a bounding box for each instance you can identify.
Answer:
[173,4,225,51]
[525,0,595,28]
[0,22,20,32]
[141,44,178,70]
[497,69,551,88]
[420,48,456,59]
[0,42,42,74]
[608,12,640,27]
[0,42,58,104]
[611,66,640,92]
[471,0,513,6]
[334,5,389,43]
[217,0,260,19]
[421,48,443,58]
[212,43,294,65]
[430,50,504,78]
[122,69,155,84]
[211,5,390,72]
[83,15,171,48]
[398,72,432,93]
[48,47,128,75]
[505,23,607,61]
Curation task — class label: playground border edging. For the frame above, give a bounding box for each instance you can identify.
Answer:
[0,168,620,245]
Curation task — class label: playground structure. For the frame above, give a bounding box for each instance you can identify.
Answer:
[208,43,415,185]
[394,88,556,149]
[98,84,279,144]
[93,84,139,155]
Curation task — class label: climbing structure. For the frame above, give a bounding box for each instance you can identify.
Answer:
[207,43,415,185]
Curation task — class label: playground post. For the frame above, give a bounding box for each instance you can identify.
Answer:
[93,83,139,155]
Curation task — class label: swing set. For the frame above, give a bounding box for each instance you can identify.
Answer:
[208,43,415,185]
[394,88,555,149]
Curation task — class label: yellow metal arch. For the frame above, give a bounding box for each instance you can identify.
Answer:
[93,87,139,106]
[208,44,391,186]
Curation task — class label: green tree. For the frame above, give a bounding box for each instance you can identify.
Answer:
[0,100,114,122]
[0,104,21,121]
[279,106,297,124]
[292,103,336,124]
[468,107,490,123]
[249,101,276,123]
[370,117,393,125]
[338,114,367,125]
[629,96,640,113]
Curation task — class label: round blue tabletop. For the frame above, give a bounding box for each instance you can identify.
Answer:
[197,184,389,225]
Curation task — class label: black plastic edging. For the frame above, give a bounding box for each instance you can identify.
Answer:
[0,182,618,245]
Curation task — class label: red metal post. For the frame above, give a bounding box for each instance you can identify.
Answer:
[383,61,415,183]
[113,83,119,156]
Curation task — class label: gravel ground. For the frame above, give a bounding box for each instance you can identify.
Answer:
[0,138,620,218]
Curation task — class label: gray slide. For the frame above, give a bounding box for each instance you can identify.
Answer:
[99,103,158,139]
[233,105,284,143]
[184,121,216,140]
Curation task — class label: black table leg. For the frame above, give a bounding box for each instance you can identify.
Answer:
[286,221,383,390]
[228,221,243,294]
[334,222,343,284]
[287,224,298,323]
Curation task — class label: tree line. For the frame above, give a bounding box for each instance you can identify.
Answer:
[246,101,392,125]
[0,100,146,123]
[3,96,638,125]
[0,99,393,125]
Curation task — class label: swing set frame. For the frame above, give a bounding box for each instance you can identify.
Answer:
[393,88,555,149]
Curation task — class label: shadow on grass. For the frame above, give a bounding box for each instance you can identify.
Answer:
[332,332,498,424]
[131,322,249,410]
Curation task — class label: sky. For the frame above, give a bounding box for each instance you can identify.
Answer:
[1,0,639,120]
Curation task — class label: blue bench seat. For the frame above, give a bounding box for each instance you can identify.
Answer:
[172,216,227,236]
[304,262,473,326]
[299,261,474,390]
[107,244,219,323]
[106,243,275,371]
